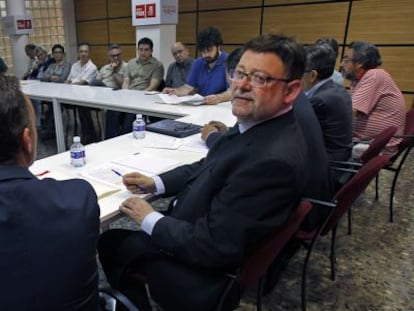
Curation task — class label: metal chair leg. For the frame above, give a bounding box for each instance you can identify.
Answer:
[330,227,337,281]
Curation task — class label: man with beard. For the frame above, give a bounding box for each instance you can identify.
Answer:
[163,26,231,105]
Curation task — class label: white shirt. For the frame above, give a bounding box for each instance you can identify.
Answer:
[67,59,97,84]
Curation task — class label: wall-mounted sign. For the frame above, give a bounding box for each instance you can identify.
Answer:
[132,0,178,26]
[3,15,33,35]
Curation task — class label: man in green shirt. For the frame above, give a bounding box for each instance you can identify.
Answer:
[122,37,164,91]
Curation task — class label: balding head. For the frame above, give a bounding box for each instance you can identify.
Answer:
[171,42,189,63]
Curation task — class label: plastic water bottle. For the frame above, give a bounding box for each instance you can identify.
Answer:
[132,114,146,139]
[70,136,86,167]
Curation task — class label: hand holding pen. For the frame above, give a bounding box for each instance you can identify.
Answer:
[114,170,156,194]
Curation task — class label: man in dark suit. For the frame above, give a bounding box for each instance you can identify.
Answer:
[0,75,100,310]
[98,34,320,311]
[303,43,353,163]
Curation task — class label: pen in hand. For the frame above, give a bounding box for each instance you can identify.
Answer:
[111,169,146,193]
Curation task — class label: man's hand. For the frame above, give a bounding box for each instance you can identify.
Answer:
[203,94,221,105]
[123,172,156,194]
[119,196,155,224]
[110,60,120,71]
[201,121,228,141]
[162,87,176,95]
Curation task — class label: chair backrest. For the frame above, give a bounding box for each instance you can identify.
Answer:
[238,200,312,291]
[359,126,397,163]
[322,154,391,235]
[389,108,414,163]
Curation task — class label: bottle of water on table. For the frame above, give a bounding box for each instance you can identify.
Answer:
[132,113,146,139]
[70,136,86,167]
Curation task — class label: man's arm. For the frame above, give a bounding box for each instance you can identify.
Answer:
[150,158,301,267]
[122,77,130,89]
[145,78,161,91]
[204,88,232,105]
[163,84,194,96]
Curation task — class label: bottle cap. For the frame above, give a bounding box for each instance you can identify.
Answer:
[136,114,142,119]
[73,136,81,143]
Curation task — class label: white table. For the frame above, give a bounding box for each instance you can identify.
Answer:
[30,131,213,227]
[21,80,236,153]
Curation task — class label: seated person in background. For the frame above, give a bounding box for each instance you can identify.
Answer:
[118,37,164,132]
[315,37,344,86]
[165,41,194,88]
[28,46,55,130]
[22,43,37,80]
[98,34,326,311]
[302,43,353,162]
[342,41,405,156]
[0,57,8,73]
[42,44,71,83]
[95,44,128,139]
[0,75,100,310]
[122,37,164,91]
[163,26,231,105]
[65,42,99,144]
[201,47,243,144]
[40,44,72,139]
[94,44,127,89]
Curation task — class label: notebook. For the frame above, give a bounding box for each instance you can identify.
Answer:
[146,119,202,138]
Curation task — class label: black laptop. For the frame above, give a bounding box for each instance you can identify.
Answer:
[146,119,202,138]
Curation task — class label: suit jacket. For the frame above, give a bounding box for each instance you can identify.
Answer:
[0,165,100,311]
[144,110,310,310]
[310,79,353,162]
[206,92,333,228]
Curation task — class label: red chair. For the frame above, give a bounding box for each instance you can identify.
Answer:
[331,125,397,234]
[375,108,414,222]
[298,154,391,311]
[215,200,312,311]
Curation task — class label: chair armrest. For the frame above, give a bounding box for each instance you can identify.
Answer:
[99,286,139,311]
[330,166,358,174]
[304,198,336,209]
[330,160,362,167]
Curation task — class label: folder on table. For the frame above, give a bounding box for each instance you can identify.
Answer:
[146,119,202,138]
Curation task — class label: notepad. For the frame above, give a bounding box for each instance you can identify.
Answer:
[111,153,182,176]
[146,119,202,138]
[156,93,205,105]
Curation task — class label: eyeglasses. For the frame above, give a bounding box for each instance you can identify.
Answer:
[229,69,292,88]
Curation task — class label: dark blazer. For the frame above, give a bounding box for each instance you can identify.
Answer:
[0,166,100,311]
[144,110,310,310]
[206,92,334,228]
[310,79,353,162]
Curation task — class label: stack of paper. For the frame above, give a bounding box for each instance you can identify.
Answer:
[157,93,205,105]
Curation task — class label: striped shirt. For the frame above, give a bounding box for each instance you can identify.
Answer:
[352,68,405,154]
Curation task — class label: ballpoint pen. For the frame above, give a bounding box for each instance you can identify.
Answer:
[111,169,146,192]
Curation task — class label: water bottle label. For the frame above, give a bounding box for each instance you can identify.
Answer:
[71,150,85,159]
[134,125,145,131]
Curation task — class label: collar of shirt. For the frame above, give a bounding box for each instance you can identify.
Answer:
[238,105,293,133]
[305,77,331,98]
[136,56,156,65]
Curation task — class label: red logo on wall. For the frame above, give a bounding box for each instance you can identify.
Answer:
[16,19,32,30]
[136,5,145,19]
[146,3,156,18]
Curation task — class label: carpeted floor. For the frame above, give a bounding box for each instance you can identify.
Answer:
[38,132,414,311]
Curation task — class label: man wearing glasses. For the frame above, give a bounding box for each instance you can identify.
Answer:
[165,42,194,88]
[99,34,326,310]
[95,44,127,89]
[163,26,231,105]
[342,41,405,156]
